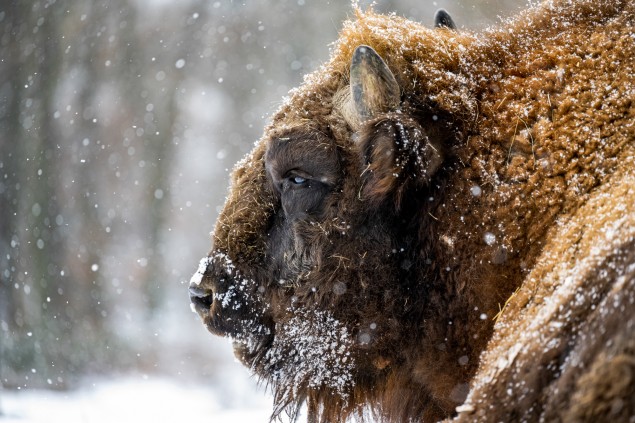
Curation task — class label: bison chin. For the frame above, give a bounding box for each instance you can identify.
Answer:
[258,308,360,421]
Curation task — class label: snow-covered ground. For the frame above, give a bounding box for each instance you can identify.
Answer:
[1,375,273,423]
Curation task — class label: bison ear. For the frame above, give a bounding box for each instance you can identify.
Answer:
[349,45,400,123]
[434,9,456,30]
[360,117,443,209]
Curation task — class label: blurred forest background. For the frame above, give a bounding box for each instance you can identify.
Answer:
[0,0,521,415]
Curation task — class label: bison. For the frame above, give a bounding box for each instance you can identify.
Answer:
[189,0,635,421]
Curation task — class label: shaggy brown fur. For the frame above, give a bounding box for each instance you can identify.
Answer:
[190,0,635,422]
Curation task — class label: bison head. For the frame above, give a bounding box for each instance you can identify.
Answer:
[190,10,478,422]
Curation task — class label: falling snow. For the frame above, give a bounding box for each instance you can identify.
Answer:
[1,0,581,421]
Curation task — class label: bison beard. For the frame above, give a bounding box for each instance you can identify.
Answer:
[190,1,635,422]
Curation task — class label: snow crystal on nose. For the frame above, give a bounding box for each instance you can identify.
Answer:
[190,256,212,286]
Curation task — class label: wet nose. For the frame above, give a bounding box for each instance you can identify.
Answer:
[189,284,210,299]
[189,256,214,311]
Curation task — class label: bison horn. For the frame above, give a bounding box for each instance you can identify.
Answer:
[349,45,400,123]
[434,9,456,30]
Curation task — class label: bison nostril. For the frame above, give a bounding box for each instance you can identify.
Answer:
[189,285,213,312]
[191,294,212,310]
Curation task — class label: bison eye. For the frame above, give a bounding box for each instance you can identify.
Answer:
[291,176,307,185]
[280,172,311,191]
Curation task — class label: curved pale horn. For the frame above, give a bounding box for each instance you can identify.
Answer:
[349,45,400,123]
